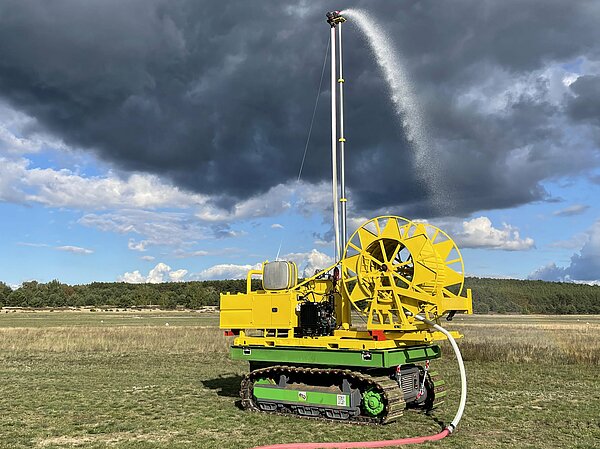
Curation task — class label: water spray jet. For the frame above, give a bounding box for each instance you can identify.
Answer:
[342,8,448,215]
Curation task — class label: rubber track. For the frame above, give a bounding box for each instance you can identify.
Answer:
[428,370,446,411]
[406,370,446,415]
[240,365,405,425]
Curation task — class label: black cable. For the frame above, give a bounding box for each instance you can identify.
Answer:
[297,36,330,182]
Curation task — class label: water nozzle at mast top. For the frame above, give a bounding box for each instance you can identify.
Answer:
[326,10,346,27]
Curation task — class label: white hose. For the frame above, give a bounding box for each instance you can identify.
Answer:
[411,313,467,433]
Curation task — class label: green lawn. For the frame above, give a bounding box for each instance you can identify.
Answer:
[0,311,598,448]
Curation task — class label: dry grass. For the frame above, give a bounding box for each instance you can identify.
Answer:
[447,317,600,365]
[1,311,599,448]
[2,312,599,365]
[34,430,182,447]
[0,326,231,354]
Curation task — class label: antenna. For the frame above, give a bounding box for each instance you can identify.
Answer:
[275,238,283,261]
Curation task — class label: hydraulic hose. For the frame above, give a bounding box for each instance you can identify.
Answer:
[250,314,467,449]
[412,313,467,433]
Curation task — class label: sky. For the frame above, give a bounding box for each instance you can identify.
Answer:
[0,0,599,287]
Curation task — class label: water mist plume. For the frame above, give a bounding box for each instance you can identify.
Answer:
[342,9,448,215]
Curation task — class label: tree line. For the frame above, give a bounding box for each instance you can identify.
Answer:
[0,277,599,314]
[0,279,259,310]
[465,277,600,314]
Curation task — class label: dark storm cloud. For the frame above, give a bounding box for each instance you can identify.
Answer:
[0,0,599,218]
[567,75,600,125]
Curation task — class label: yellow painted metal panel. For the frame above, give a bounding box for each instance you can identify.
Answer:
[270,293,296,328]
[433,239,454,261]
[220,294,253,328]
[221,291,299,329]
[251,293,274,328]
[232,328,463,350]
[442,267,464,288]
[381,217,401,240]
[357,227,377,249]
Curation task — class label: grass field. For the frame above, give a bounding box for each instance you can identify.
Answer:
[0,310,599,448]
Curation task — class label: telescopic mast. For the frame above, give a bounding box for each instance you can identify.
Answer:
[326,11,347,261]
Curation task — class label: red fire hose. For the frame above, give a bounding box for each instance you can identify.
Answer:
[250,429,450,449]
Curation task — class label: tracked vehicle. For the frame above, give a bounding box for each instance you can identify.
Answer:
[219,11,472,425]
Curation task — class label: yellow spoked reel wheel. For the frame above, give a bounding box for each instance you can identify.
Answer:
[341,216,465,328]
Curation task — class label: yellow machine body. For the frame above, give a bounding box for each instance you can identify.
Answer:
[220,216,472,350]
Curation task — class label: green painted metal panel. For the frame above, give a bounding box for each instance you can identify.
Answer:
[382,345,441,366]
[253,386,350,407]
[231,344,440,368]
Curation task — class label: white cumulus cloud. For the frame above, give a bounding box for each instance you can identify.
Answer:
[118,262,188,283]
[0,155,208,210]
[118,270,146,284]
[281,249,335,278]
[195,181,330,222]
[191,249,335,281]
[456,216,535,251]
[128,239,148,252]
[168,269,188,282]
[193,263,262,281]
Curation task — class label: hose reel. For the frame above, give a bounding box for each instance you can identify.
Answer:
[340,216,465,329]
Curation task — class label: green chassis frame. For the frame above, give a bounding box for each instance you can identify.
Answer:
[231,344,441,369]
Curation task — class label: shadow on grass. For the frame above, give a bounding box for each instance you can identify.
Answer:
[202,375,243,399]
[426,412,447,431]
